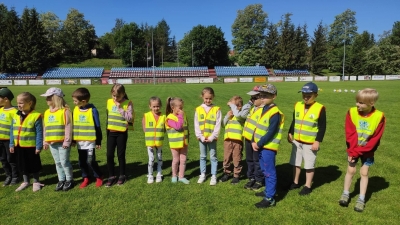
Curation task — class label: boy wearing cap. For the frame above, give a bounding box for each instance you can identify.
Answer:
[242,86,265,190]
[252,84,284,208]
[287,82,326,195]
[0,88,19,186]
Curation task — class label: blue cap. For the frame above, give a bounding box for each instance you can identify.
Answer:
[299,82,318,93]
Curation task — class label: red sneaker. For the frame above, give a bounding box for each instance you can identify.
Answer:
[79,177,90,189]
[95,177,103,187]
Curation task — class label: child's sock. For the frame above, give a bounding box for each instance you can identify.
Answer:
[343,190,350,196]
[358,195,365,201]
[23,175,29,183]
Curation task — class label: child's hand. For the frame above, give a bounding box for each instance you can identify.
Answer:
[43,144,49,150]
[10,147,14,153]
[62,145,68,149]
[176,109,183,115]
[115,101,120,108]
[287,133,293,143]
[348,156,356,163]
[96,145,101,150]
[311,141,320,151]
[252,142,259,151]
[35,149,41,154]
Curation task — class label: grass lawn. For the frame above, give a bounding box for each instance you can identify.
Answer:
[59,58,124,70]
[0,81,399,224]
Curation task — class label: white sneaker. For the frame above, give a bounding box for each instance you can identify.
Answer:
[147,175,154,184]
[197,174,206,184]
[155,175,163,183]
[210,175,217,186]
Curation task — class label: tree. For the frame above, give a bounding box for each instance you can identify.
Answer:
[114,22,145,66]
[276,13,296,69]
[262,22,279,68]
[347,31,375,75]
[310,21,328,74]
[293,24,309,68]
[0,4,10,71]
[231,4,268,65]
[390,21,400,46]
[154,19,172,66]
[39,11,63,65]
[2,7,21,72]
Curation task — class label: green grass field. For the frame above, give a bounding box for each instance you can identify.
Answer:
[0,81,399,224]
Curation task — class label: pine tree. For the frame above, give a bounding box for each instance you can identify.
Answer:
[310,21,328,74]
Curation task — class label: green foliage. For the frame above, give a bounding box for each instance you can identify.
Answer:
[347,31,375,75]
[262,22,279,68]
[310,21,328,74]
[390,21,400,46]
[59,58,124,70]
[114,22,145,67]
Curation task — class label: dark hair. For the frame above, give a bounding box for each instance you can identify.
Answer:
[201,87,215,97]
[18,92,36,110]
[72,87,91,101]
[111,83,129,100]
[149,96,162,107]
[166,97,183,115]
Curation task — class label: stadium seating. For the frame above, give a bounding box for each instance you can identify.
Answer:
[109,67,209,78]
[0,73,38,79]
[42,68,104,79]
[273,69,310,76]
[214,66,268,76]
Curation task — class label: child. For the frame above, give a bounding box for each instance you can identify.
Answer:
[71,88,104,188]
[0,88,19,186]
[166,97,190,184]
[41,87,74,191]
[252,84,284,208]
[194,87,221,186]
[106,84,133,187]
[220,95,251,184]
[10,92,44,192]
[242,86,265,190]
[287,82,326,195]
[339,88,385,212]
[142,96,165,184]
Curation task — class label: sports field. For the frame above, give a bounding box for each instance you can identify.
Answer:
[0,81,398,224]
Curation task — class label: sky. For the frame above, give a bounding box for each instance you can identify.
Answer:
[3,0,399,47]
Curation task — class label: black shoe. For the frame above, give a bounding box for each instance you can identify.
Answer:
[3,176,11,186]
[255,191,265,198]
[55,181,64,191]
[117,175,126,185]
[219,174,230,182]
[251,182,264,191]
[255,198,276,208]
[231,177,239,185]
[299,186,312,195]
[10,177,19,186]
[244,179,255,189]
[288,182,301,190]
[63,180,74,191]
[105,176,117,187]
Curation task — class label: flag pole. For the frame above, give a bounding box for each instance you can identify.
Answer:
[152,31,155,85]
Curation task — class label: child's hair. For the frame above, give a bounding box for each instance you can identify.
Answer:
[166,97,183,115]
[201,87,215,97]
[149,96,162,107]
[18,92,36,110]
[72,87,91,102]
[51,95,69,109]
[356,88,379,105]
[230,96,243,107]
[111,83,129,100]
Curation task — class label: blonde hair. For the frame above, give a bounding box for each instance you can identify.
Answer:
[230,95,243,108]
[51,95,69,109]
[17,92,36,111]
[356,88,379,105]
[166,97,183,115]
[111,83,128,100]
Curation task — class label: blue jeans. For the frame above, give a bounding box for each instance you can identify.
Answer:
[50,143,73,181]
[199,140,218,175]
[259,149,277,199]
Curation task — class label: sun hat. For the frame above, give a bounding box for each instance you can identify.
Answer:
[40,87,65,97]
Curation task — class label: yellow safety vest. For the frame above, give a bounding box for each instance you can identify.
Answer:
[242,107,263,141]
[293,101,324,144]
[224,115,243,141]
[13,111,41,147]
[166,113,188,149]
[349,107,383,146]
[107,99,130,132]
[0,107,17,140]
[43,108,66,142]
[144,112,166,147]
[73,107,96,141]
[196,106,220,138]
[253,106,284,151]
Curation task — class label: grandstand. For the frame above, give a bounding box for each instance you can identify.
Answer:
[273,69,310,76]
[41,68,104,79]
[214,66,268,76]
[0,73,37,79]
[109,67,209,78]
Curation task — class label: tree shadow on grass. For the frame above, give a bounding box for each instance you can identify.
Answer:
[349,176,389,203]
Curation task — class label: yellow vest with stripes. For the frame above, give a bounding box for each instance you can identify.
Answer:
[196,106,220,138]
[0,107,17,140]
[13,111,41,147]
[144,112,166,147]
[224,115,243,141]
[253,106,284,151]
[166,113,188,149]
[242,107,263,141]
[349,107,383,146]
[44,108,66,142]
[293,101,324,144]
[107,99,129,132]
[73,107,96,141]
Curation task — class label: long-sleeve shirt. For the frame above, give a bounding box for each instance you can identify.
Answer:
[288,104,326,142]
[43,108,72,147]
[194,103,222,142]
[10,111,43,150]
[223,101,252,126]
[345,108,385,158]
[74,104,103,149]
[254,104,281,150]
[118,99,134,122]
[166,113,184,131]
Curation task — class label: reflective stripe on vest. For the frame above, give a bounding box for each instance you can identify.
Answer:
[253,106,284,151]
[166,113,188,149]
[224,116,243,141]
[293,101,323,144]
[13,111,41,147]
[0,107,17,140]
[349,107,383,146]
[107,99,129,132]
[195,106,220,138]
[44,108,66,142]
[73,107,96,141]
[242,107,263,141]
[144,112,166,147]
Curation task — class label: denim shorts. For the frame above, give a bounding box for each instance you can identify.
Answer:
[354,156,374,166]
